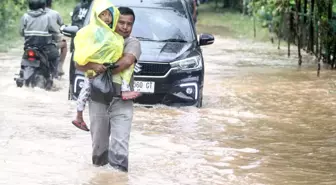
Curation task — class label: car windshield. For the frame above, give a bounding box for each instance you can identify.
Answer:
[84,4,194,42]
[130,7,194,42]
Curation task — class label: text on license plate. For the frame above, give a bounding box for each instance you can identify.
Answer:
[134,81,155,93]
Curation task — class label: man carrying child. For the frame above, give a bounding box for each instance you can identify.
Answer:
[73,0,141,172]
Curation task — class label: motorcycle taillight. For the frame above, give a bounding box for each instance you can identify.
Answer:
[27,50,36,61]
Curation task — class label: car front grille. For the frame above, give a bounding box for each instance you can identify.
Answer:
[135,62,171,76]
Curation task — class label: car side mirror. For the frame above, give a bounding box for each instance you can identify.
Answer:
[199,33,215,46]
[61,25,79,38]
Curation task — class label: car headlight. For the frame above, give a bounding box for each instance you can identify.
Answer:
[170,56,202,71]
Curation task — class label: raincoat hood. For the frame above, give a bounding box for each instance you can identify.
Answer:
[27,8,45,17]
[89,0,119,32]
[73,0,126,84]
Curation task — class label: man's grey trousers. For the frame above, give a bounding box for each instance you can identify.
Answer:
[88,98,133,172]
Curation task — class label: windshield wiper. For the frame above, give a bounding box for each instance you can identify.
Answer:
[136,37,188,43]
[135,37,156,41]
[155,38,188,43]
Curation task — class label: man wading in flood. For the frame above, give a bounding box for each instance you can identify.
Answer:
[75,1,141,172]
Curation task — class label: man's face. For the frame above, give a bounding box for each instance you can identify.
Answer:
[116,14,134,38]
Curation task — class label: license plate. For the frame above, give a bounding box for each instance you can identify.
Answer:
[134,81,155,93]
[21,59,40,67]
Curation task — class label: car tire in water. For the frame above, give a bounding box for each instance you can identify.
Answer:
[68,83,74,100]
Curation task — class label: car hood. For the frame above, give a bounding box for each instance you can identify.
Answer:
[138,41,194,62]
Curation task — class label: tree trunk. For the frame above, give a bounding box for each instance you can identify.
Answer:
[303,0,307,23]
[296,0,303,66]
[222,0,230,8]
[327,0,333,68]
[288,8,292,57]
[253,0,256,38]
[308,0,315,53]
[303,0,308,49]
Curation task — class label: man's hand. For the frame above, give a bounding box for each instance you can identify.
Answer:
[75,62,106,73]
[91,63,107,73]
[112,53,136,74]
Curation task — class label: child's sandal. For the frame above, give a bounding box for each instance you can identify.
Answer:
[71,120,90,132]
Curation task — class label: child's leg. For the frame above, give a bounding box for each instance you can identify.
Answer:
[121,79,131,91]
[120,65,141,100]
[72,78,90,131]
[76,78,91,114]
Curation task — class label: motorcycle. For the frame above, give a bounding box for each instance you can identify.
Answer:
[14,46,55,90]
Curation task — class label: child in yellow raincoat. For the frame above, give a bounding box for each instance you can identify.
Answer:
[71,0,140,131]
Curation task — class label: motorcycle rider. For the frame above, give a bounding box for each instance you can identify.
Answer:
[45,0,67,77]
[67,0,93,97]
[187,0,198,24]
[70,0,93,52]
[20,0,60,77]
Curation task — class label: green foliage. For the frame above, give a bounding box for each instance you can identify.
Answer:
[0,0,77,52]
[206,0,336,66]
[0,0,28,51]
[197,2,270,41]
[0,0,27,37]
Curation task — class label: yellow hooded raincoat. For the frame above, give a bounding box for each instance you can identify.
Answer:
[73,0,133,84]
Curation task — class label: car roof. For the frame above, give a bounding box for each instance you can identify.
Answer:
[84,0,191,25]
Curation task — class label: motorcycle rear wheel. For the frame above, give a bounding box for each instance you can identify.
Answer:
[34,74,46,89]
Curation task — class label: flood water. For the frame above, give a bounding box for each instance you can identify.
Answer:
[0,36,336,185]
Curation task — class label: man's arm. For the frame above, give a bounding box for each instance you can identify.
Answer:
[75,62,106,73]
[75,62,88,72]
[48,15,61,43]
[193,0,197,21]
[112,54,136,74]
[76,38,140,74]
[113,38,141,74]
[75,57,133,74]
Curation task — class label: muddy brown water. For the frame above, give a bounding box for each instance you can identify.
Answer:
[0,36,335,185]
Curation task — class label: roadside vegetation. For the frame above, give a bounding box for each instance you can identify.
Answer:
[198,0,336,71]
[2,0,336,71]
[196,3,270,41]
[0,0,77,52]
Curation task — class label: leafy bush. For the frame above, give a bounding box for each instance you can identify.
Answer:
[0,0,78,51]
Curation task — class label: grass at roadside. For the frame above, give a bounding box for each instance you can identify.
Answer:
[0,0,77,52]
[196,3,271,42]
[53,1,77,25]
